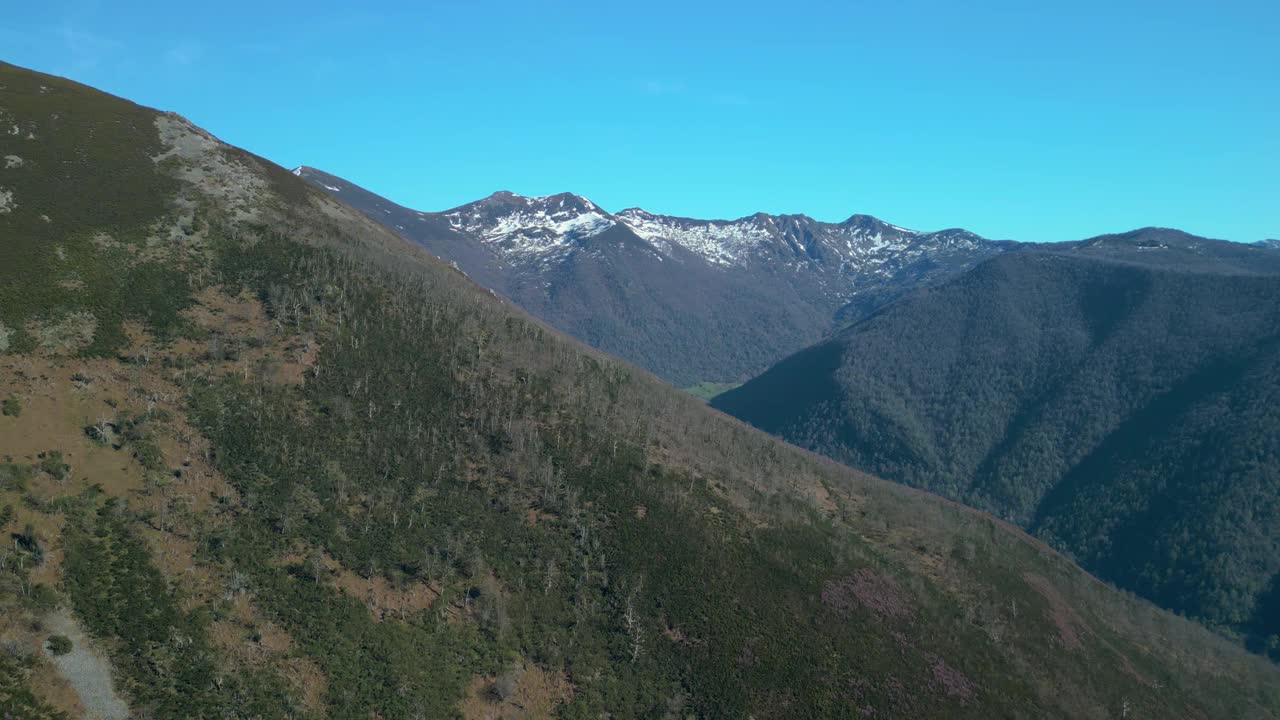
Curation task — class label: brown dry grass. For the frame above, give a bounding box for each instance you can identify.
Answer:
[179,286,316,387]
[0,620,84,719]
[25,657,86,718]
[0,285,335,714]
[205,592,329,715]
[523,508,558,526]
[0,355,145,498]
[280,655,329,715]
[276,549,444,622]
[330,563,442,621]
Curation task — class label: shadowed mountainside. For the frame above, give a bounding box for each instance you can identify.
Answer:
[715,237,1280,657]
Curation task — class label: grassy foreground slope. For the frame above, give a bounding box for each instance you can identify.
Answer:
[1,61,1278,719]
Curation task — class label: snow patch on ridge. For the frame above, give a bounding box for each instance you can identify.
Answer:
[616,208,775,266]
[614,208,957,271]
[443,194,617,256]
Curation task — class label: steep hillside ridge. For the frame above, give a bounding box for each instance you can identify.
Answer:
[3,61,1279,719]
[714,238,1280,655]
[294,166,1010,386]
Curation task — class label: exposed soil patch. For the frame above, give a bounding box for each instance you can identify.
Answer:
[209,594,294,655]
[929,655,977,701]
[24,655,85,718]
[206,590,328,712]
[1023,572,1088,651]
[822,568,914,621]
[279,655,329,715]
[523,507,558,526]
[0,355,145,498]
[330,564,442,621]
[277,550,443,622]
[178,286,317,386]
[811,481,838,514]
[458,661,573,720]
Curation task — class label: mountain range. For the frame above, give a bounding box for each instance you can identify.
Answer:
[294,166,1012,387]
[713,229,1280,655]
[298,162,1280,662]
[4,59,1279,718]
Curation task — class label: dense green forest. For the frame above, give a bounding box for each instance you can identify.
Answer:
[2,60,1280,718]
[714,242,1280,658]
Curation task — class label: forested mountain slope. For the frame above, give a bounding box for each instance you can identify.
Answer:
[714,237,1280,658]
[294,166,1010,387]
[2,61,1279,719]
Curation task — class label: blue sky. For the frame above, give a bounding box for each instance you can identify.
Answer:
[4,1,1277,241]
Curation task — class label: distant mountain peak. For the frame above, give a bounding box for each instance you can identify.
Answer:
[841,214,931,241]
[1036,228,1280,275]
[1082,227,1205,245]
[479,189,600,210]
[439,190,616,253]
[839,213,895,229]
[611,207,954,266]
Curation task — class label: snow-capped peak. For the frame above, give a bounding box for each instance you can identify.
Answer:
[440,191,616,256]
[613,208,947,267]
[481,190,600,211]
